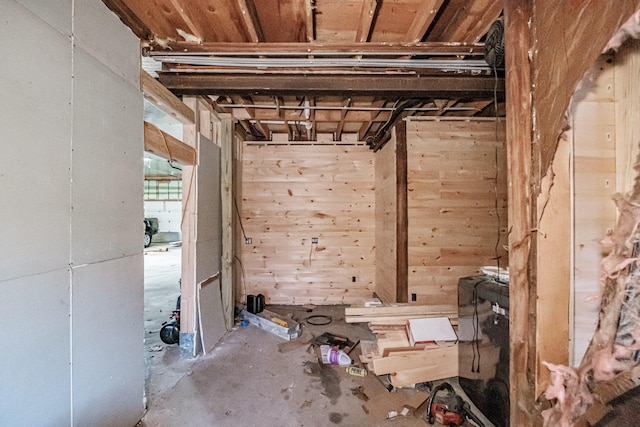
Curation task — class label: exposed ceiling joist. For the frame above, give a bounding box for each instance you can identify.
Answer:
[335,97,351,141]
[158,73,504,98]
[355,0,378,42]
[305,0,315,42]
[404,0,445,42]
[235,0,264,42]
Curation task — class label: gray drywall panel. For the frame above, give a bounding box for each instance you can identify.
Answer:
[71,48,143,266]
[74,0,140,87]
[71,255,144,426]
[0,1,71,282]
[195,135,222,282]
[0,269,71,427]
[16,0,72,36]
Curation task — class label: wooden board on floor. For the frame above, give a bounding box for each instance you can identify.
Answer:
[389,345,459,387]
[370,343,458,375]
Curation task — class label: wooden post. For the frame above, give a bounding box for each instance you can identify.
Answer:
[180,96,199,355]
[504,1,535,424]
[395,120,408,303]
[220,113,235,329]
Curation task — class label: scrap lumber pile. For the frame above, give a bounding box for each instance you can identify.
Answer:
[345,303,459,387]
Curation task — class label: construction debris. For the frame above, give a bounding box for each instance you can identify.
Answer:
[346,303,459,387]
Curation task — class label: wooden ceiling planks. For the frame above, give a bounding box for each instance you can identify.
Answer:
[369,0,430,42]
[253,0,310,42]
[315,0,365,43]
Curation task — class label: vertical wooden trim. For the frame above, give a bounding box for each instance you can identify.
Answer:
[395,120,408,303]
[220,113,235,330]
[504,1,535,425]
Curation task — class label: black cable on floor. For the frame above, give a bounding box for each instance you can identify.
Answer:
[304,315,332,326]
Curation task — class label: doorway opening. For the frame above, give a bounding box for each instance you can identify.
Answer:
[142,100,185,405]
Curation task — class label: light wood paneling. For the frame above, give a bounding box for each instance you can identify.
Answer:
[406,119,508,310]
[571,55,618,366]
[240,143,375,305]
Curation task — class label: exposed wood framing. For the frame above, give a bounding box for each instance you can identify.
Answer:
[181,97,199,343]
[235,0,264,42]
[359,99,386,141]
[168,0,202,41]
[355,0,378,42]
[220,113,234,330]
[158,73,504,98]
[147,41,484,54]
[395,120,408,304]
[144,121,196,165]
[304,0,314,42]
[504,1,534,425]
[238,96,270,139]
[404,0,444,42]
[335,98,351,141]
[141,70,195,125]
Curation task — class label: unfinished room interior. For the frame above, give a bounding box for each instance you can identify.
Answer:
[4,0,640,426]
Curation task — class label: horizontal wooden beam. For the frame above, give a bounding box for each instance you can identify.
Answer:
[144,121,196,165]
[158,73,504,98]
[146,41,484,55]
[141,70,195,125]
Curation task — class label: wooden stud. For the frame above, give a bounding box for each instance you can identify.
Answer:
[395,120,408,303]
[504,2,534,425]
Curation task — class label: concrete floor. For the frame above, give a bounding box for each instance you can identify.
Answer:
[141,246,492,427]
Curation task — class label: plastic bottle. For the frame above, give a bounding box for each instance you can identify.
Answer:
[320,345,353,366]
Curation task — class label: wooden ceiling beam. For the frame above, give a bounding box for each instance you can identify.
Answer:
[238,96,270,139]
[335,98,351,141]
[144,121,196,165]
[158,73,504,98]
[404,0,445,42]
[141,70,195,124]
[355,0,378,42]
[358,99,386,141]
[305,0,315,42]
[146,41,483,55]
[235,0,265,42]
[168,0,203,41]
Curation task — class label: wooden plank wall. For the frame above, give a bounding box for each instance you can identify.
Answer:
[406,118,508,310]
[375,130,398,303]
[239,143,376,304]
[571,54,618,366]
